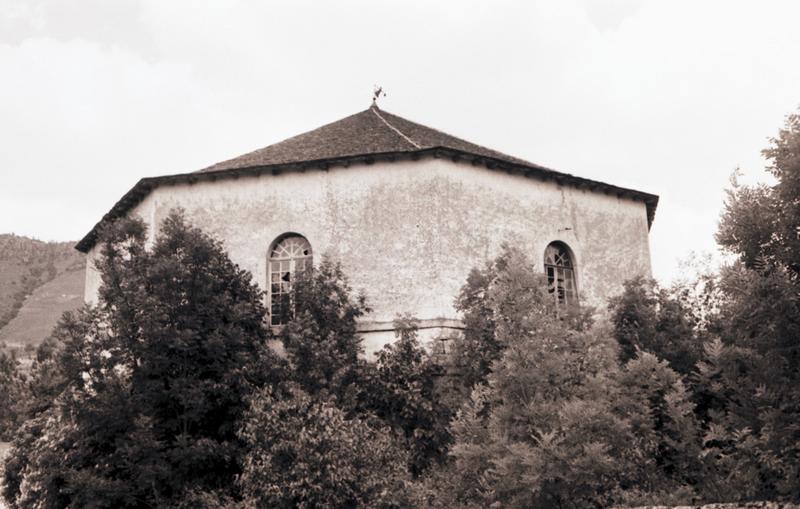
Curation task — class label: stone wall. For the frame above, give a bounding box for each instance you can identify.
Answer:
[84,156,653,356]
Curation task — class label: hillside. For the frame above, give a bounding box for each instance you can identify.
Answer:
[0,235,84,355]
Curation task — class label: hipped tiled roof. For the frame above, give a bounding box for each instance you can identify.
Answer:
[76,105,658,253]
[199,105,537,172]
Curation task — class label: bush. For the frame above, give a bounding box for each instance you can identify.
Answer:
[238,386,409,508]
[367,315,451,476]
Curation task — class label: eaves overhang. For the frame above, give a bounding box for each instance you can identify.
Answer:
[75,147,659,253]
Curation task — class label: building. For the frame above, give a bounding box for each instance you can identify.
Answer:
[76,104,658,357]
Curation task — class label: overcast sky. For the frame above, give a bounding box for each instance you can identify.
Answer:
[2,0,798,283]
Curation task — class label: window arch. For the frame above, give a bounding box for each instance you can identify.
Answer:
[544,241,577,308]
[269,234,312,326]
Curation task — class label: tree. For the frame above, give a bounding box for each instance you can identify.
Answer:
[608,276,701,374]
[616,352,702,491]
[237,385,408,508]
[1,333,67,506]
[451,261,500,391]
[608,276,658,362]
[686,266,800,501]
[718,110,800,278]
[368,315,450,476]
[691,334,800,501]
[701,109,800,501]
[448,245,594,399]
[280,263,450,477]
[0,345,26,441]
[441,247,699,508]
[3,211,284,508]
[279,259,371,414]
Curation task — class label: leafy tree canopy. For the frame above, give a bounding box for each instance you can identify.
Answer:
[278,259,370,414]
[238,385,409,509]
[718,111,800,278]
[443,246,698,508]
[3,211,284,508]
[367,315,451,476]
[608,276,702,374]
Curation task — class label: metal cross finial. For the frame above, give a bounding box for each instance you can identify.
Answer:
[372,85,386,105]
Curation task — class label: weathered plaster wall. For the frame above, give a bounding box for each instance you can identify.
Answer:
[84,244,101,304]
[84,158,652,356]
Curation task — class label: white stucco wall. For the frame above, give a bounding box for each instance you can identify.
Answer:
[84,157,652,356]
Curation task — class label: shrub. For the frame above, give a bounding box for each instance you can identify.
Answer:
[238,386,408,508]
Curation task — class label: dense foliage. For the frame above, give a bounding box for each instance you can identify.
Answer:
[277,265,451,478]
[2,212,284,508]
[279,259,371,414]
[608,275,703,374]
[604,109,800,501]
[238,386,408,508]
[717,111,800,279]
[367,316,451,476]
[450,260,500,394]
[434,246,698,508]
[0,346,26,441]
[1,214,456,507]
[426,108,800,506]
[4,108,800,508]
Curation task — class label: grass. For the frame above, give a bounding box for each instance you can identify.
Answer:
[0,266,84,352]
[0,234,84,333]
[0,234,84,363]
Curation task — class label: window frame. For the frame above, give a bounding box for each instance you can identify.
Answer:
[543,241,578,308]
[268,234,312,326]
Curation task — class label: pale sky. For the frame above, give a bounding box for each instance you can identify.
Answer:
[2,0,798,283]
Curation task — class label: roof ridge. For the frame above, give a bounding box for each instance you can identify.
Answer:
[370,107,421,149]
[376,108,548,170]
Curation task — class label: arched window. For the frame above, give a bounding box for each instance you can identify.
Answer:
[544,242,577,307]
[269,234,312,326]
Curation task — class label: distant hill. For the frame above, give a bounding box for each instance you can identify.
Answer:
[0,234,84,355]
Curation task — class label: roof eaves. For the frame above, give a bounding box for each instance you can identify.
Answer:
[75,148,658,253]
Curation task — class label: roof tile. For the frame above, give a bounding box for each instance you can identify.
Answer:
[76,105,659,253]
[199,105,545,173]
